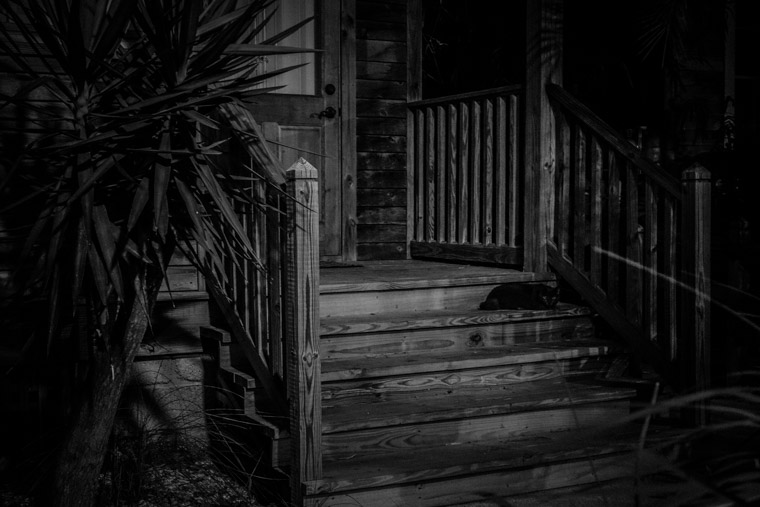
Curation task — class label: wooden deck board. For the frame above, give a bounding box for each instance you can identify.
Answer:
[322,378,635,432]
[308,424,675,496]
[320,302,591,335]
[321,340,621,381]
[320,259,554,293]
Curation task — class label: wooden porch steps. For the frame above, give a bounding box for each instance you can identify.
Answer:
[297,261,644,506]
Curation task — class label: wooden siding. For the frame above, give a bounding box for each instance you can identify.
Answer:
[355,0,408,260]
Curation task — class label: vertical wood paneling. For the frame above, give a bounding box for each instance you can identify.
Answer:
[644,179,658,342]
[625,164,642,327]
[436,105,446,242]
[458,102,470,243]
[447,104,458,243]
[573,126,587,269]
[482,99,494,244]
[494,97,507,246]
[508,94,520,247]
[469,100,482,244]
[589,138,603,285]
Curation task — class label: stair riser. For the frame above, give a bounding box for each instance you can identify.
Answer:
[322,356,612,402]
[321,317,594,361]
[320,284,500,318]
[322,401,630,461]
[305,453,634,507]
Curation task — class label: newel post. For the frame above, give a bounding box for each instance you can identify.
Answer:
[285,158,322,503]
[524,0,562,273]
[680,163,711,425]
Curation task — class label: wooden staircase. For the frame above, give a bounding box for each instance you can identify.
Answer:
[204,260,664,506]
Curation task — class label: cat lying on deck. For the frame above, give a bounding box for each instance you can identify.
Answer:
[479,283,560,311]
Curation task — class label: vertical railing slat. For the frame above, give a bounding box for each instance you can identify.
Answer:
[425,107,436,242]
[482,98,494,244]
[606,151,621,304]
[458,102,470,243]
[573,125,587,269]
[469,100,482,244]
[644,179,658,343]
[447,104,458,243]
[508,94,520,247]
[625,163,642,327]
[494,97,507,245]
[662,196,677,361]
[555,111,570,255]
[589,138,603,284]
[436,105,446,243]
[267,189,284,380]
[414,109,424,241]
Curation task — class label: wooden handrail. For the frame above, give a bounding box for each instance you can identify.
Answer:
[408,85,523,109]
[546,84,711,398]
[546,84,681,199]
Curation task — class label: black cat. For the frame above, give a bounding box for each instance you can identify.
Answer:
[479,283,560,310]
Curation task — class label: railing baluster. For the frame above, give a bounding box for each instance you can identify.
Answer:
[267,189,284,380]
[662,196,677,361]
[573,125,587,269]
[447,104,458,243]
[606,151,621,304]
[469,100,482,244]
[494,97,507,246]
[414,109,424,241]
[508,94,520,248]
[590,138,603,284]
[555,111,570,255]
[482,98,494,245]
[458,101,470,243]
[625,163,642,327]
[436,105,446,243]
[644,179,658,343]
[425,107,436,242]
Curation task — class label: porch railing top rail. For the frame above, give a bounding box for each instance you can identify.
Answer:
[546,83,681,199]
[408,84,523,109]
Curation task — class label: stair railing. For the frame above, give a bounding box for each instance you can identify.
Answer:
[203,104,324,495]
[545,84,710,405]
[407,86,524,265]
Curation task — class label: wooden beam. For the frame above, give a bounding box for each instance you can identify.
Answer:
[680,164,711,425]
[341,0,358,262]
[524,0,563,273]
[285,159,322,502]
[410,241,523,266]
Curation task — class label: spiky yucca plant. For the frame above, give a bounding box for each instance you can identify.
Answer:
[0,1,310,505]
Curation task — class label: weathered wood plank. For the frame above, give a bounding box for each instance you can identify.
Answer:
[590,137,603,284]
[356,207,406,224]
[573,125,587,270]
[662,197,677,361]
[644,178,658,343]
[356,117,405,135]
[357,170,406,188]
[356,60,406,80]
[606,151,621,304]
[356,0,406,24]
[482,98,494,244]
[323,381,633,433]
[356,39,406,63]
[469,100,482,244]
[508,93,520,247]
[357,224,406,243]
[321,341,616,381]
[357,79,406,99]
[409,241,522,266]
[625,163,642,326]
[356,98,407,118]
[357,134,406,152]
[358,152,406,171]
[356,20,405,41]
[436,105,446,243]
[555,111,571,255]
[680,164,711,424]
[457,101,470,243]
[447,103,458,243]
[322,402,630,461]
[494,96,507,245]
[412,109,424,241]
[425,106,435,242]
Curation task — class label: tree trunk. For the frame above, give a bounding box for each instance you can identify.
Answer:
[42,264,165,507]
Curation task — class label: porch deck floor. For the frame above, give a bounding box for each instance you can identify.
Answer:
[319,259,554,293]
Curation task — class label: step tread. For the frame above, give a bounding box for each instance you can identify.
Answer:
[321,340,622,381]
[307,424,679,496]
[320,303,591,336]
[322,378,636,433]
[320,260,555,294]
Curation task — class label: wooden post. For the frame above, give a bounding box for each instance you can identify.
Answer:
[285,158,321,503]
[524,0,562,273]
[680,163,711,425]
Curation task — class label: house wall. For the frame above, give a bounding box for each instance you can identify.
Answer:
[355,0,409,260]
